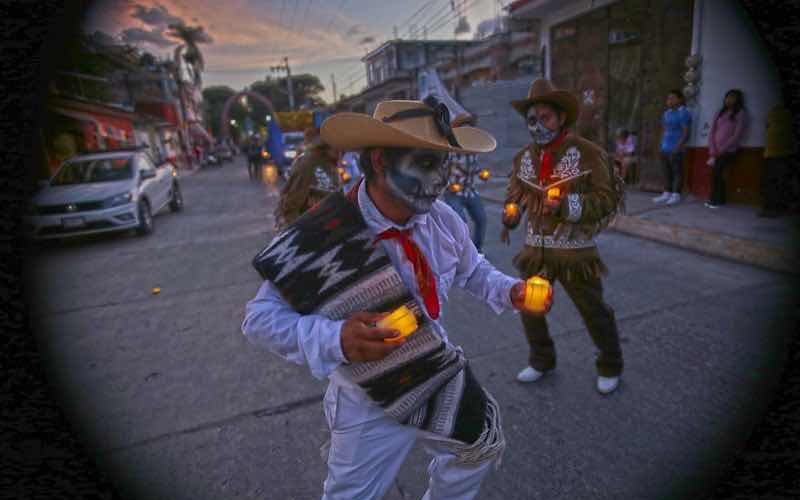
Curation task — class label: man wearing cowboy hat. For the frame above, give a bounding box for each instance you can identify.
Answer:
[243,96,541,499]
[501,78,625,395]
[443,113,489,252]
[274,127,341,231]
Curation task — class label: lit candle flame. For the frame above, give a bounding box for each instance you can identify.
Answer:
[546,187,561,200]
[524,276,553,313]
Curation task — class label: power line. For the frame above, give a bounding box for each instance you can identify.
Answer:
[298,0,315,36]
[397,0,441,34]
[410,0,453,38]
[422,0,468,36]
[426,0,481,38]
[324,0,349,32]
[278,0,287,28]
[287,0,303,32]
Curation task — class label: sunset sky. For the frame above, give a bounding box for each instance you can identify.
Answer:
[83,0,501,104]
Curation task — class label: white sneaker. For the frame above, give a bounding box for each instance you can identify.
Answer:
[665,192,681,205]
[596,376,620,395]
[652,192,670,203]
[516,366,546,383]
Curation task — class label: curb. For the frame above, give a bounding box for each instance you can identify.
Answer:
[480,194,798,275]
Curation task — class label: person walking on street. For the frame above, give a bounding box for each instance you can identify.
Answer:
[502,78,626,395]
[244,97,539,500]
[443,113,489,252]
[246,135,262,181]
[653,89,692,205]
[706,89,748,208]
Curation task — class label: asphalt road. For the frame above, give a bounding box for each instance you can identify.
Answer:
[23,156,798,500]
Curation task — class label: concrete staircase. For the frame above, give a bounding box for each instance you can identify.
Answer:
[459,76,534,176]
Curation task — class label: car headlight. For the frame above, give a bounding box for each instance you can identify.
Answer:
[285,150,297,159]
[104,192,133,208]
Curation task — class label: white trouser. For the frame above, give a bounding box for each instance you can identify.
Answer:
[321,380,495,500]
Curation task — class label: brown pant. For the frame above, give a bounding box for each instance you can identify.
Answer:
[520,274,623,377]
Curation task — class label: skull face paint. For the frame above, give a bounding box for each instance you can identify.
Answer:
[384,149,450,214]
[527,106,560,145]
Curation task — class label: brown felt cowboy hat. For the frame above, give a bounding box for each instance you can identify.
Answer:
[321,97,496,154]
[511,78,579,127]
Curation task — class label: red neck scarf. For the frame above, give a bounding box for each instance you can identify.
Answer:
[374,228,439,320]
[348,178,440,320]
[538,130,569,184]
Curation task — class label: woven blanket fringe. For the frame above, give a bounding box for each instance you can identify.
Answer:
[320,438,331,461]
[452,389,506,469]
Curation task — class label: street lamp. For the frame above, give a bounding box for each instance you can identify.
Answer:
[265,115,272,122]
[230,119,237,126]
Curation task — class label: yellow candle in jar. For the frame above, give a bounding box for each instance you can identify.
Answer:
[261,150,270,159]
[503,202,520,218]
[449,183,463,193]
[337,167,345,175]
[263,164,278,184]
[546,187,561,200]
[341,171,352,183]
[524,276,553,313]
[378,305,419,343]
[479,168,490,181]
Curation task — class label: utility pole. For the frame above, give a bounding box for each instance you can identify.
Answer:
[270,56,295,110]
[330,73,337,106]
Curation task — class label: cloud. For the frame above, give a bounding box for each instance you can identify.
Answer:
[346,24,365,37]
[121,26,174,47]
[131,3,184,27]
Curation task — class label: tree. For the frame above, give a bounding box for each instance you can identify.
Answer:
[201,85,237,138]
[166,23,211,87]
[248,74,327,113]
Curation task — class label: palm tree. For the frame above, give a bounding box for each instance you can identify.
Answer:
[166,23,210,87]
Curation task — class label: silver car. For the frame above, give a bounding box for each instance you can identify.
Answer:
[26,149,183,240]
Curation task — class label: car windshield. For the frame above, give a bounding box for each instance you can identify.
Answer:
[51,157,134,185]
[283,134,304,146]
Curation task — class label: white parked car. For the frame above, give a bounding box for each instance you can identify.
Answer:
[26,148,183,240]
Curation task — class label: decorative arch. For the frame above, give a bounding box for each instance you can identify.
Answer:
[220,91,278,138]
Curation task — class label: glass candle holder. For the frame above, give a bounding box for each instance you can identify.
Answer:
[379,305,419,343]
[262,164,278,184]
[524,276,553,313]
[341,171,352,183]
[546,187,561,200]
[503,202,520,218]
[449,183,462,193]
[479,169,490,181]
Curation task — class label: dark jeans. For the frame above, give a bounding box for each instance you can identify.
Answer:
[709,152,736,205]
[247,157,261,180]
[660,152,684,193]
[519,274,623,377]
[443,192,487,251]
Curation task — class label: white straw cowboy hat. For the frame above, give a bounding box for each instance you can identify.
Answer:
[321,97,496,153]
[511,78,579,127]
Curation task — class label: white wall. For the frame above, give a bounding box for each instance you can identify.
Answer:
[690,0,783,148]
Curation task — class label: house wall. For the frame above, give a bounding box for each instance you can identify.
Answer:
[684,0,784,204]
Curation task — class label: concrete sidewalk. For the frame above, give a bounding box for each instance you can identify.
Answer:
[478,177,800,274]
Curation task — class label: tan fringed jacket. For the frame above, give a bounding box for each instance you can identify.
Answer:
[504,134,623,282]
[275,147,341,231]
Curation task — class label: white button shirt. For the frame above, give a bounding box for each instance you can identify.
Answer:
[242,180,518,383]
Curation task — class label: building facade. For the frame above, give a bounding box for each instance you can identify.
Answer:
[508,0,784,203]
